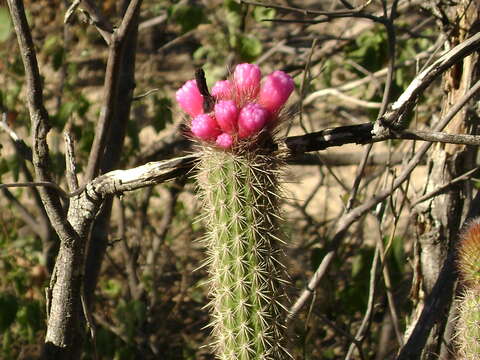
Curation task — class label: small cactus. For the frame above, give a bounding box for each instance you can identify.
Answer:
[176,63,294,359]
[455,218,480,359]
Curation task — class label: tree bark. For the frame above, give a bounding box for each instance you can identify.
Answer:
[409,2,480,359]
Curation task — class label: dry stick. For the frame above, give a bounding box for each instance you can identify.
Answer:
[116,197,142,300]
[345,244,381,360]
[411,166,480,208]
[7,0,77,245]
[240,0,372,16]
[84,0,143,182]
[286,75,480,324]
[1,187,40,232]
[286,124,480,152]
[66,0,114,44]
[287,31,480,153]
[64,129,79,192]
[375,212,403,347]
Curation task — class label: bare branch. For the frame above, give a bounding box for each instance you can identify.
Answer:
[377,30,480,131]
[65,0,114,44]
[7,0,77,242]
[84,0,143,182]
[240,0,372,17]
[287,76,480,323]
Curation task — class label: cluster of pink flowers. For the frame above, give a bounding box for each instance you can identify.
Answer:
[176,63,294,149]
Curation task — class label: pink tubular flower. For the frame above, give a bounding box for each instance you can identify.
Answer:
[216,133,234,149]
[238,103,269,138]
[191,114,221,141]
[214,100,239,134]
[176,80,204,117]
[234,63,261,99]
[211,80,233,100]
[259,70,294,114]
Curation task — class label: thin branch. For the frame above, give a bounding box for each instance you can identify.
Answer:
[64,129,79,192]
[377,30,480,131]
[411,166,480,207]
[84,0,143,182]
[286,251,335,323]
[0,182,70,199]
[240,0,372,17]
[345,245,380,360]
[0,112,32,161]
[7,0,77,241]
[1,187,40,234]
[66,0,114,44]
[286,75,480,324]
[286,124,480,153]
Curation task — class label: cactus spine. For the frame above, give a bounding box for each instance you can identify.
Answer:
[456,218,480,359]
[197,146,287,359]
[176,63,293,359]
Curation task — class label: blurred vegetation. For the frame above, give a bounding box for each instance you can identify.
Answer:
[0,0,443,359]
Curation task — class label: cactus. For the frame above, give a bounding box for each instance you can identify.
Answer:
[176,63,294,359]
[456,218,480,359]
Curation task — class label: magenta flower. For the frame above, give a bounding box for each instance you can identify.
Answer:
[211,80,233,100]
[216,133,234,149]
[176,80,204,117]
[234,63,261,99]
[259,70,294,114]
[215,100,238,134]
[191,114,221,141]
[238,103,269,138]
[176,64,294,148]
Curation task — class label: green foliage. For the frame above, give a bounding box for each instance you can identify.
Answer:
[252,6,276,25]
[42,34,65,71]
[0,293,18,332]
[153,96,173,132]
[0,8,12,42]
[170,3,206,33]
[116,299,147,340]
[345,27,388,74]
[51,95,90,130]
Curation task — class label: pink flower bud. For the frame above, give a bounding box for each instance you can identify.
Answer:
[238,103,269,138]
[211,80,233,100]
[216,133,234,149]
[176,80,204,117]
[234,63,261,99]
[191,114,221,141]
[259,70,294,113]
[214,100,239,134]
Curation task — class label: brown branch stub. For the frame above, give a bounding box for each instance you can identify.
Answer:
[89,154,196,197]
[285,123,374,153]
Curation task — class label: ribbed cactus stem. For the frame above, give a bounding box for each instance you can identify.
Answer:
[197,147,287,360]
[456,289,480,359]
[177,63,294,358]
[456,218,480,359]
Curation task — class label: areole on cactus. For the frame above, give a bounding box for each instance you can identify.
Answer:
[455,218,480,359]
[176,63,294,359]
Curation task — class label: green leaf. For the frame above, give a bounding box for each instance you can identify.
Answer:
[238,35,262,61]
[153,97,172,132]
[103,279,122,298]
[0,8,12,43]
[0,293,18,332]
[171,4,206,33]
[253,6,276,25]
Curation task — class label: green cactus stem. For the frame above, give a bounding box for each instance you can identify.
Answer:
[196,145,288,360]
[455,218,480,359]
